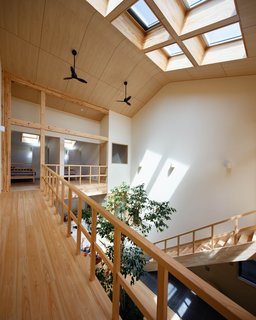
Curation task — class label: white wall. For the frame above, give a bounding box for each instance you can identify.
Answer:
[132,75,256,242]
[11,97,101,137]
[108,111,131,191]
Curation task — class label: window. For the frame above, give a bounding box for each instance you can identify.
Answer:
[163,43,183,57]
[112,143,128,164]
[22,133,39,146]
[183,0,207,9]
[239,260,256,286]
[128,0,159,30]
[203,23,242,46]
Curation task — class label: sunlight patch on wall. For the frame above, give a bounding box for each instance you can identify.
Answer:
[131,150,162,188]
[149,159,189,202]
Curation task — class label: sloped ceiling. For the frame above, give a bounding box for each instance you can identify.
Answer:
[0,0,256,121]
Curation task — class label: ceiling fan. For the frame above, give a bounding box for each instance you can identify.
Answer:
[117,81,132,106]
[64,49,87,84]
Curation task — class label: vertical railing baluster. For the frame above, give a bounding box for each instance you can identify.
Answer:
[76,198,82,255]
[112,227,121,320]
[90,208,97,281]
[193,231,195,253]
[157,264,168,320]
[234,218,239,244]
[79,165,82,185]
[55,176,59,215]
[61,181,65,223]
[177,236,180,256]
[211,225,214,249]
[67,188,72,238]
[51,173,54,207]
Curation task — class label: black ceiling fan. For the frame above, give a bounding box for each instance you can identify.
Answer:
[117,81,131,106]
[64,49,87,84]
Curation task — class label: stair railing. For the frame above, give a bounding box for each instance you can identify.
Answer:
[154,211,256,256]
[41,164,255,320]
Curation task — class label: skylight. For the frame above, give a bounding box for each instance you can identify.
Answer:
[22,133,39,145]
[183,0,207,9]
[163,43,183,57]
[128,0,159,30]
[203,23,242,46]
[64,139,76,150]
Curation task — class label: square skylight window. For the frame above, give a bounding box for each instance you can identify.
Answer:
[64,139,76,150]
[203,22,242,46]
[163,43,183,57]
[183,0,207,9]
[128,0,159,30]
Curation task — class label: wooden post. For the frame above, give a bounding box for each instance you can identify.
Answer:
[164,240,167,252]
[112,227,121,320]
[192,231,195,253]
[55,176,59,215]
[51,174,54,207]
[79,165,81,185]
[211,225,214,249]
[40,91,45,190]
[98,166,100,184]
[157,264,168,320]
[90,208,97,281]
[67,188,72,237]
[2,72,11,192]
[89,166,92,184]
[76,198,82,255]
[234,218,239,244]
[61,182,65,223]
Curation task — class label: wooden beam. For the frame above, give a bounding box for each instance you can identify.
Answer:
[2,72,11,192]
[10,118,108,142]
[40,91,46,190]
[106,0,137,22]
[146,0,199,67]
[8,73,109,115]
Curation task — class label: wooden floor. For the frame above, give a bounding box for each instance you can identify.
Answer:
[0,190,112,320]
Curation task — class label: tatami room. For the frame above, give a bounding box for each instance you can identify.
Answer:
[0,0,256,319]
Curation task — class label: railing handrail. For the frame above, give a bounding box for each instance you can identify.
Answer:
[45,163,107,167]
[154,210,256,245]
[41,165,255,320]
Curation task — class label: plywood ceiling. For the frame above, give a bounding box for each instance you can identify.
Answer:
[0,0,256,121]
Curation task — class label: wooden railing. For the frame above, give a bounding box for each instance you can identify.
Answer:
[154,211,256,256]
[41,165,255,320]
[45,164,107,184]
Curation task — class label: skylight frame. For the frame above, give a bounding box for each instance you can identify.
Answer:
[203,22,242,47]
[64,139,76,150]
[183,0,207,9]
[163,43,183,58]
[128,0,160,31]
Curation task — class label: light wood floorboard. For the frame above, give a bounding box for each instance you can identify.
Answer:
[0,190,112,320]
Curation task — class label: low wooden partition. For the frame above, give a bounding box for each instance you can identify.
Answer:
[46,164,107,184]
[41,165,255,320]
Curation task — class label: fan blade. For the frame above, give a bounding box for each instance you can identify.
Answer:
[77,77,87,83]
[63,77,73,80]
[116,100,125,102]
[126,96,131,101]
[126,101,131,106]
